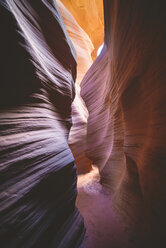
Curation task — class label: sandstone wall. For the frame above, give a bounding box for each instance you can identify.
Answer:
[0,0,85,247]
[57,0,93,173]
[81,0,166,246]
[61,0,104,59]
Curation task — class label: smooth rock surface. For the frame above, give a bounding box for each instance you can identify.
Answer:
[0,0,85,247]
[61,0,104,59]
[57,0,93,173]
[81,0,166,247]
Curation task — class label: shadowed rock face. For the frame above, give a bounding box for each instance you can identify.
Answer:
[1,0,166,247]
[81,0,166,246]
[0,0,85,247]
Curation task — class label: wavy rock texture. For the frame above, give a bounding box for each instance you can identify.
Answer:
[0,0,85,247]
[61,0,104,59]
[69,84,92,174]
[57,0,93,173]
[57,0,94,86]
[81,0,166,247]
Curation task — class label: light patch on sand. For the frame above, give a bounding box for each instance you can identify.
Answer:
[76,167,134,248]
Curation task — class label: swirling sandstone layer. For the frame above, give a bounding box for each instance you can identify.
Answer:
[61,0,104,59]
[57,0,93,173]
[0,0,85,247]
[81,0,166,246]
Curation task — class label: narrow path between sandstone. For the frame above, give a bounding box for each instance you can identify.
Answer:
[76,167,134,248]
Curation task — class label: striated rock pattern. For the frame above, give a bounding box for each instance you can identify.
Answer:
[57,0,93,173]
[57,0,94,86]
[81,0,166,247]
[0,0,85,247]
[61,0,104,59]
[69,84,92,174]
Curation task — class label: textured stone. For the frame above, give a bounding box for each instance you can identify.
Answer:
[0,0,85,247]
[57,0,93,173]
[81,0,166,246]
[57,0,94,85]
[61,0,104,59]
[69,84,92,174]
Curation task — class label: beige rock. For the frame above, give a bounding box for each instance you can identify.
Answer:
[61,0,104,59]
[57,0,93,173]
[57,0,94,85]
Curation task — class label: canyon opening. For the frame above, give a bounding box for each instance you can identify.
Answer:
[0,1,166,248]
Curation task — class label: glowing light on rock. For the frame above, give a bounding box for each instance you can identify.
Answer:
[97,43,104,56]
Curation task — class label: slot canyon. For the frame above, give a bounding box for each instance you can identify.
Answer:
[0,0,166,248]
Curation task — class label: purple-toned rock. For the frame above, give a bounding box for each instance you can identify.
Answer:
[81,1,166,247]
[0,0,85,247]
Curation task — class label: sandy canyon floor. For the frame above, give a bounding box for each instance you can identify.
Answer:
[76,167,134,248]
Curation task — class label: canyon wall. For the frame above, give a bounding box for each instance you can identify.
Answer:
[61,0,104,59]
[81,0,166,246]
[0,0,85,247]
[57,0,93,173]
[1,0,166,247]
